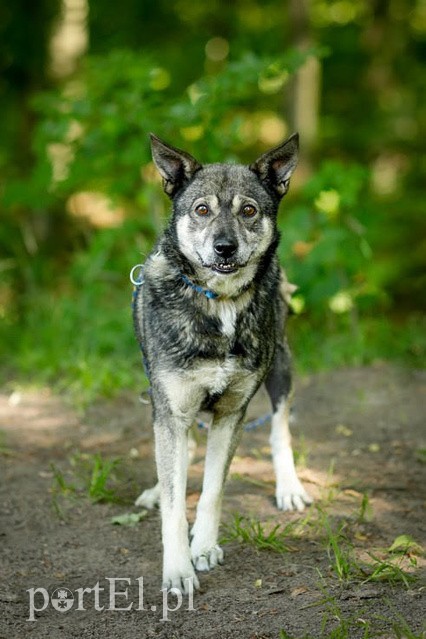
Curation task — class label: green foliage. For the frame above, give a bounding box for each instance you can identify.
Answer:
[25,49,313,207]
[1,4,424,396]
[288,314,426,374]
[1,219,150,404]
[1,48,322,398]
[279,161,376,317]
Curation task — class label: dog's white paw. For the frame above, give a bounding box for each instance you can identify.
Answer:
[162,563,200,594]
[276,478,313,512]
[191,544,224,572]
[134,484,160,509]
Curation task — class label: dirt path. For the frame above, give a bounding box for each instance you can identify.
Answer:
[0,365,425,638]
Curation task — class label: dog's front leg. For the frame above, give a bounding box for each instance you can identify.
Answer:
[154,419,200,593]
[135,431,197,510]
[190,410,244,571]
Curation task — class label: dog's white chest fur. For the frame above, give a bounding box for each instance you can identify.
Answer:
[206,357,238,394]
[216,300,237,339]
[160,357,241,416]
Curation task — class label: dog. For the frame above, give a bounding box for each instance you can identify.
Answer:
[132,133,312,593]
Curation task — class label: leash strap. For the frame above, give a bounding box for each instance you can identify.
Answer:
[196,413,272,432]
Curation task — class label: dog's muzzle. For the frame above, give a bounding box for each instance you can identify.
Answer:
[211,237,239,274]
[211,262,239,274]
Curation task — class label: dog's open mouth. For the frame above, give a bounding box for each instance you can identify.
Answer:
[211,262,239,274]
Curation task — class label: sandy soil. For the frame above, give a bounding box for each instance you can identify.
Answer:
[0,364,425,638]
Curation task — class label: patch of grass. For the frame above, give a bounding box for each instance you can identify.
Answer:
[361,535,423,588]
[280,588,425,639]
[225,499,422,591]
[85,454,122,503]
[357,492,373,524]
[51,493,66,521]
[51,452,126,509]
[320,512,358,582]
[221,514,297,554]
[50,462,77,495]
[317,507,421,587]
[391,617,426,639]
[319,608,372,639]
[362,554,417,588]
[280,604,372,639]
[326,532,355,582]
[50,462,79,520]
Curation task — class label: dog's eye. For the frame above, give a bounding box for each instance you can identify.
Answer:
[195,203,209,216]
[242,204,257,217]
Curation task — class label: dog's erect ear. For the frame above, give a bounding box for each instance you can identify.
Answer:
[250,133,299,197]
[150,133,201,197]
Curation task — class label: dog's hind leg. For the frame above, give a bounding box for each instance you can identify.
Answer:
[134,482,160,509]
[190,409,244,571]
[265,341,313,511]
[134,431,197,509]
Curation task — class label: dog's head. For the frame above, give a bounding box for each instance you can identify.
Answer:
[150,133,298,294]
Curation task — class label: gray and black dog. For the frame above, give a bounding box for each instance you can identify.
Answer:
[132,133,312,594]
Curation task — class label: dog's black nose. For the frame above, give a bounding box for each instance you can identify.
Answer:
[214,238,238,259]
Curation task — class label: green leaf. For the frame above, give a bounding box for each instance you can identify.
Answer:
[388,535,423,555]
[111,511,148,527]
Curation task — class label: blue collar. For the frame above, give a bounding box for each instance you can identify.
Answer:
[181,274,219,299]
[130,263,218,300]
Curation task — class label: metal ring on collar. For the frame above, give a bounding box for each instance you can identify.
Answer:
[130,264,145,286]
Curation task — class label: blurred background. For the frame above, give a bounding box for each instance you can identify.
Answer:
[0,0,425,403]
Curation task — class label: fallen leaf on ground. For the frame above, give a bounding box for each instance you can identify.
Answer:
[111,511,148,526]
